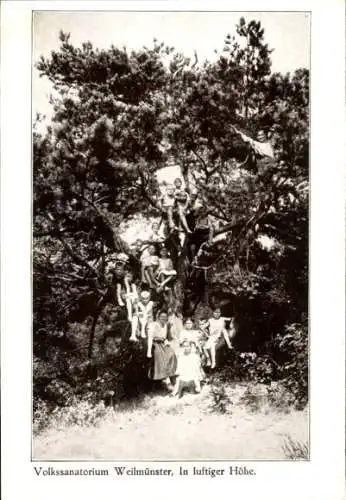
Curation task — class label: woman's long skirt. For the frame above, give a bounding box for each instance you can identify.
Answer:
[148,342,177,380]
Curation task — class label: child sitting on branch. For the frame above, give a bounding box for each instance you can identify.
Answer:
[156,246,177,292]
[204,307,234,368]
[148,221,165,244]
[130,290,155,341]
[116,269,138,322]
[141,244,160,289]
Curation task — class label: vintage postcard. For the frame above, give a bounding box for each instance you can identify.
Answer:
[1,1,345,499]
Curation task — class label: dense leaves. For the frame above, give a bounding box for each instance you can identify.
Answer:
[33,19,309,411]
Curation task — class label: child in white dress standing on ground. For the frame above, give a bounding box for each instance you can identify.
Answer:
[173,340,202,397]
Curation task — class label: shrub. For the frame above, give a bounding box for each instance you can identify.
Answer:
[208,375,233,414]
[215,322,308,410]
[33,397,112,435]
[272,323,308,409]
[282,434,309,460]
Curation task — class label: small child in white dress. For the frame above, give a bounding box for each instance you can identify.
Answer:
[179,317,199,347]
[172,340,202,397]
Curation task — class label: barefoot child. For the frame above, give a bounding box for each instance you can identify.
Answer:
[149,221,165,244]
[159,184,176,232]
[206,307,233,368]
[197,318,212,366]
[130,290,154,341]
[173,177,192,234]
[142,244,160,289]
[116,270,138,322]
[172,340,202,397]
[156,247,177,292]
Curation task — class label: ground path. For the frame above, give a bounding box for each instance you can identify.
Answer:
[33,382,308,460]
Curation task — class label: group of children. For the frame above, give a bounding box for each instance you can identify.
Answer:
[158,177,193,235]
[106,176,228,351]
[108,243,176,342]
[173,308,235,397]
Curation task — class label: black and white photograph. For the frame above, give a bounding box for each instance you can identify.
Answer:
[31,10,311,462]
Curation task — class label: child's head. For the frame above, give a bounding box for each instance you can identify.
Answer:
[184,318,194,330]
[190,341,198,354]
[199,318,209,331]
[257,130,266,142]
[181,340,191,355]
[134,238,143,250]
[212,307,222,319]
[125,270,133,282]
[157,309,168,325]
[152,222,159,233]
[117,253,129,264]
[166,185,174,196]
[140,290,151,304]
[174,178,183,189]
[160,247,168,258]
[148,244,156,256]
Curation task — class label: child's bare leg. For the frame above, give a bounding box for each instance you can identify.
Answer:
[208,225,215,244]
[130,316,139,341]
[178,207,192,233]
[141,264,146,283]
[143,269,155,288]
[203,347,211,366]
[116,283,125,307]
[125,299,133,322]
[140,318,147,338]
[172,377,180,396]
[210,343,216,369]
[157,275,175,291]
[147,267,160,288]
[167,207,176,230]
[194,379,201,393]
[222,328,232,349]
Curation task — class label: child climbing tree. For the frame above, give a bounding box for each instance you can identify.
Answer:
[34,18,308,389]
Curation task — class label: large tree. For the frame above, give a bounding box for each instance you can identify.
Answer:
[34,19,308,369]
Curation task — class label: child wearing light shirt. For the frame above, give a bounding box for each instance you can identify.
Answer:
[159,185,176,231]
[206,307,234,368]
[173,177,192,233]
[156,247,177,291]
[130,290,154,341]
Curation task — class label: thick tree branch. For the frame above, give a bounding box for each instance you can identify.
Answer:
[45,211,100,277]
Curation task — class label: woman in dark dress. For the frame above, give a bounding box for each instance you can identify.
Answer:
[146,310,177,389]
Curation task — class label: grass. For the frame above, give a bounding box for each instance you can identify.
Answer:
[33,381,308,461]
[281,434,309,460]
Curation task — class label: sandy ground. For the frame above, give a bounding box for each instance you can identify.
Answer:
[33,383,308,461]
